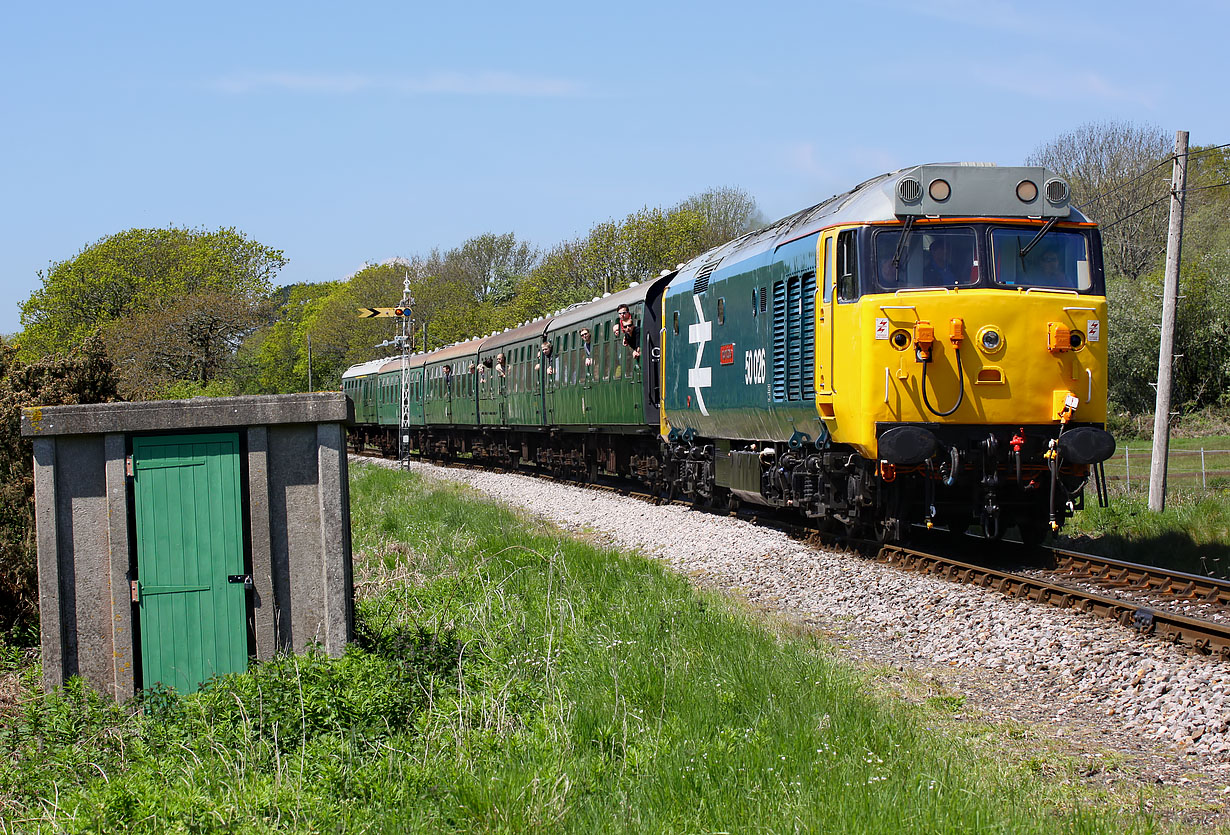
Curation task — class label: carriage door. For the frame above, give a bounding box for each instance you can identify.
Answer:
[133,433,248,693]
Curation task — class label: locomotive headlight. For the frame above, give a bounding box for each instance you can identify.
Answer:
[929,178,951,201]
[979,327,1003,353]
[1016,179,1038,203]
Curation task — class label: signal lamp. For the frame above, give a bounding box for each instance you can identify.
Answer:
[979,328,1002,352]
[928,179,950,201]
[1016,180,1038,202]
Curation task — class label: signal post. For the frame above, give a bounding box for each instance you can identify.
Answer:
[356,279,415,467]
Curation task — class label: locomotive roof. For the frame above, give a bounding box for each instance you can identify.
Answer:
[667,163,1091,292]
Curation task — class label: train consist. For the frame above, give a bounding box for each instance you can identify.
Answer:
[344,163,1116,542]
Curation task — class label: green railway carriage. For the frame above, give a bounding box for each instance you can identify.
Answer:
[423,339,483,430]
[341,358,385,427]
[543,283,666,432]
[477,321,547,430]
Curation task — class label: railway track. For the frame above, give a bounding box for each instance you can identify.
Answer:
[362,451,1230,662]
[873,544,1230,661]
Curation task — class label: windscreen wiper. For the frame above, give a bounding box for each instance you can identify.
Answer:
[892,215,915,270]
[1018,216,1059,259]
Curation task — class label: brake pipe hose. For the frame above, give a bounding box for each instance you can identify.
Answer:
[922,347,964,417]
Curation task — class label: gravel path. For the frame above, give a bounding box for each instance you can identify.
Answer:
[362,457,1230,822]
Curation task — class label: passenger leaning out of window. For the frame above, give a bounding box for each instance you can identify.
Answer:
[617,305,640,360]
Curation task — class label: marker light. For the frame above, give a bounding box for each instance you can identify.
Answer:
[980,328,1002,352]
[928,179,951,201]
[1016,180,1038,202]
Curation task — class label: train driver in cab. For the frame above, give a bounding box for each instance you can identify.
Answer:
[924,238,958,285]
[1034,248,1067,287]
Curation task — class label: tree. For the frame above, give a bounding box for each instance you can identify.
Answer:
[675,186,765,250]
[1027,121,1171,281]
[18,227,286,360]
[104,292,274,398]
[439,232,540,304]
[501,189,762,325]
[0,335,119,639]
[1102,143,1230,416]
[230,282,340,395]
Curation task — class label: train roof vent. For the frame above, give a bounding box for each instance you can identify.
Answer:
[897,176,923,204]
[693,258,721,294]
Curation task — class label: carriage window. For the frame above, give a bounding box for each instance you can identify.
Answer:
[717,298,725,325]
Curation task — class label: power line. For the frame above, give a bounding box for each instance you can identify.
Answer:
[1073,143,1230,211]
[1074,156,1173,210]
[1098,193,1171,232]
[1180,180,1230,194]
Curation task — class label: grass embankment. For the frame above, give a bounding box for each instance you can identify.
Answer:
[1,465,1162,832]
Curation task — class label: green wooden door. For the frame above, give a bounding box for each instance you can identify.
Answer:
[133,433,248,693]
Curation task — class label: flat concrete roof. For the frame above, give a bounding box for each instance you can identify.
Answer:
[22,393,355,437]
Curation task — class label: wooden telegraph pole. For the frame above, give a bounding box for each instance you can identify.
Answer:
[1148,130,1189,512]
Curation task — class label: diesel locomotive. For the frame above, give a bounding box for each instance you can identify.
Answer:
[343,163,1116,542]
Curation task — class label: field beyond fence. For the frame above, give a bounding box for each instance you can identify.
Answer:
[1102,446,1230,489]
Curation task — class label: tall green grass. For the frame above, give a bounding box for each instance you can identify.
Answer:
[0,465,1166,832]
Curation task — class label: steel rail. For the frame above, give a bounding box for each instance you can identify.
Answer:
[1044,547,1230,606]
[878,544,1230,661]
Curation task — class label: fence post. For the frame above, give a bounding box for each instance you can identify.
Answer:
[1125,446,1130,486]
[1202,448,1206,489]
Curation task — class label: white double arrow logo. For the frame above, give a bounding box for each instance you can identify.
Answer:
[687,294,711,416]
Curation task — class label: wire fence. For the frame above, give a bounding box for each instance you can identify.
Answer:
[1102,448,1230,489]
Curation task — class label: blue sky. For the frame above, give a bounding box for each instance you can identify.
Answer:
[3,0,1227,335]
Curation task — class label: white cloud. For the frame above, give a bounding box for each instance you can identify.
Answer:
[208,71,583,97]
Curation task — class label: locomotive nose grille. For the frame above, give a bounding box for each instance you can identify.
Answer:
[897,177,923,203]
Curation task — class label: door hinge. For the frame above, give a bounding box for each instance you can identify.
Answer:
[125,455,134,477]
[130,580,139,603]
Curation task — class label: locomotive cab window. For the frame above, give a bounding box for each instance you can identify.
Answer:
[873,226,978,291]
[673,310,679,335]
[716,297,725,325]
[836,230,859,301]
[991,227,1094,292]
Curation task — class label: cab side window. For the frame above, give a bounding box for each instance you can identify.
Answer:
[836,230,858,302]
